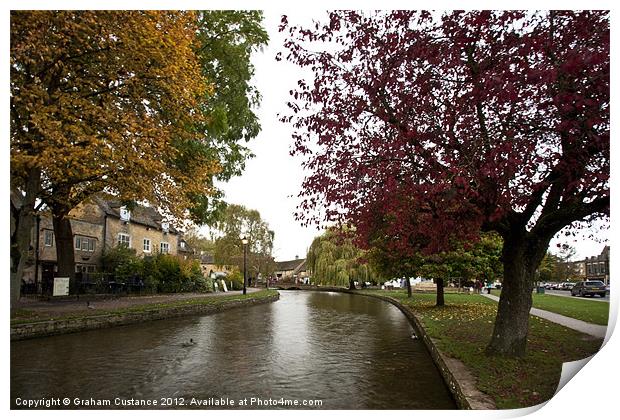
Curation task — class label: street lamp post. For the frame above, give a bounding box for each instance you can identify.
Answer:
[241,236,248,295]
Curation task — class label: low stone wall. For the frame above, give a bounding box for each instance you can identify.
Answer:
[273,285,350,292]
[357,292,496,410]
[11,293,280,341]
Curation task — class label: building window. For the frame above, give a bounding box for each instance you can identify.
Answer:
[600,262,606,274]
[76,264,96,273]
[44,230,54,247]
[160,242,170,254]
[120,206,131,222]
[74,236,96,252]
[118,233,131,247]
[143,238,151,253]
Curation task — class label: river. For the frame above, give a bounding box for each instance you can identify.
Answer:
[11,290,456,409]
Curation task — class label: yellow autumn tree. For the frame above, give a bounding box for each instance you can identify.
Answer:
[10,11,218,297]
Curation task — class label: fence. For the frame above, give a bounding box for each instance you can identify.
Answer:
[21,272,146,297]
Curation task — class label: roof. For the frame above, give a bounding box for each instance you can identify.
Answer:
[200,254,215,264]
[585,245,610,262]
[92,194,178,233]
[178,238,194,254]
[276,258,306,273]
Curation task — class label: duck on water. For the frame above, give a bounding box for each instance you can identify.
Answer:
[181,339,197,347]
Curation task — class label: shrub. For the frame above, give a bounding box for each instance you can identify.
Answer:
[141,256,161,293]
[154,253,183,293]
[102,246,211,294]
[227,270,244,291]
[101,246,143,280]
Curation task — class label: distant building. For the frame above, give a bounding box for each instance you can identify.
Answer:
[558,259,587,281]
[274,256,308,283]
[177,238,196,260]
[199,253,233,279]
[584,246,610,285]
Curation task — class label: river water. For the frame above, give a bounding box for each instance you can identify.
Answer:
[11,291,456,409]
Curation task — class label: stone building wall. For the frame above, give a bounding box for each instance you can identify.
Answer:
[105,217,178,258]
[24,199,179,285]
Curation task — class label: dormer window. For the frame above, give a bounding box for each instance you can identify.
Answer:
[161,222,169,233]
[120,206,131,222]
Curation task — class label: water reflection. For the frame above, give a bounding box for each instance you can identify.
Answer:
[11,291,455,409]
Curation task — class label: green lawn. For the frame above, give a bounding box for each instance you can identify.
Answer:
[490,290,609,325]
[359,290,603,409]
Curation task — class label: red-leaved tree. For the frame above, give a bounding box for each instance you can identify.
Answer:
[280,11,609,357]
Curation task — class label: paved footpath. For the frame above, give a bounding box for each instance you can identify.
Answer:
[13,288,262,318]
[481,293,607,339]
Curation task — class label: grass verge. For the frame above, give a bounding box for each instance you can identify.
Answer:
[490,289,609,325]
[11,289,279,325]
[360,290,603,409]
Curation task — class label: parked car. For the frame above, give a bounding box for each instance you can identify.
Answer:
[383,280,402,289]
[560,282,576,290]
[571,281,607,297]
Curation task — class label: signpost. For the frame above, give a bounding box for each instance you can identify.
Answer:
[53,277,70,296]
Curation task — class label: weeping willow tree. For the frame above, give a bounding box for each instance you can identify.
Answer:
[307,229,382,288]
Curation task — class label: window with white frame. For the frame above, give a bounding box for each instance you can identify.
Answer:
[143,238,151,253]
[75,235,96,252]
[160,242,170,254]
[118,233,130,247]
[44,230,54,247]
[120,206,131,222]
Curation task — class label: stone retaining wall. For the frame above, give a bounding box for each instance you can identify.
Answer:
[11,293,279,341]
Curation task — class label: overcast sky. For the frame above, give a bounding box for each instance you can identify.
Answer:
[208,10,609,263]
[207,11,320,262]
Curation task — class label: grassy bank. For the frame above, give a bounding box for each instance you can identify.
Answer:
[11,290,279,325]
[490,290,609,325]
[360,290,603,409]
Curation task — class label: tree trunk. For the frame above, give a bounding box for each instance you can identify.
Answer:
[52,212,76,289]
[486,233,549,357]
[435,277,445,306]
[10,168,41,307]
[406,277,412,297]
